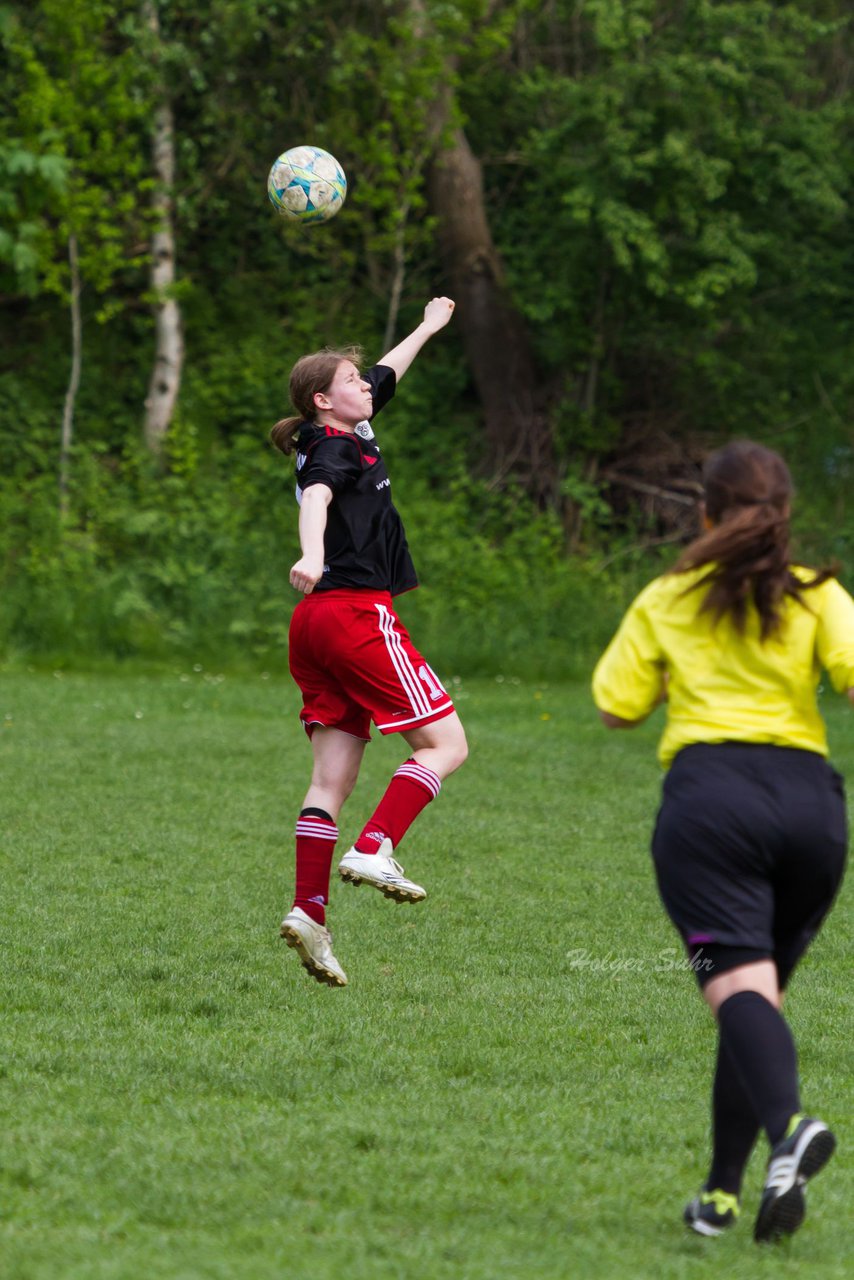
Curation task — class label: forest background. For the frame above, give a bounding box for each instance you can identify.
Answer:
[2,0,853,678]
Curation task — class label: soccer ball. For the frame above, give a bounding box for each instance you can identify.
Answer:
[267,146,347,224]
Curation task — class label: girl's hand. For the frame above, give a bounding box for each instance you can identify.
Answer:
[378,301,455,379]
[290,556,324,595]
[422,296,455,334]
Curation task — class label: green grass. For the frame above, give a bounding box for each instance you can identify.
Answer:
[1,668,852,1279]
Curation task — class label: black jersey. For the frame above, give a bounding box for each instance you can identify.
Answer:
[294,364,418,596]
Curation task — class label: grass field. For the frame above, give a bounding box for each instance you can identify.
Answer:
[1,667,852,1279]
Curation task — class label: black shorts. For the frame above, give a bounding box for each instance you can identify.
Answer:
[652,742,848,986]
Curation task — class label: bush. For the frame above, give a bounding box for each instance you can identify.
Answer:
[1,404,850,676]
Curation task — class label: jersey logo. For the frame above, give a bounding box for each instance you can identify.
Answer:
[355,421,375,440]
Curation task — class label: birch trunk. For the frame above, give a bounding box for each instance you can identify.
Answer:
[59,232,81,519]
[143,2,183,454]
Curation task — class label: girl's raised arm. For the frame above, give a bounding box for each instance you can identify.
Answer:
[378,297,455,381]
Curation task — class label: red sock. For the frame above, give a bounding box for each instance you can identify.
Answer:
[292,809,338,924]
[354,760,441,853]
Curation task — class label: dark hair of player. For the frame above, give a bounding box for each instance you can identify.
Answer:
[671,440,835,639]
[270,345,364,455]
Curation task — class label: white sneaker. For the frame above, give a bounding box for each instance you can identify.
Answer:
[754,1114,836,1242]
[280,907,347,987]
[338,838,427,903]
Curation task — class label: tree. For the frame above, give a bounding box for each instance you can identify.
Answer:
[141,0,183,455]
[1,0,150,504]
[2,0,851,542]
[459,0,852,529]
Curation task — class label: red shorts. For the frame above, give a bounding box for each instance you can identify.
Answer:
[289,589,455,739]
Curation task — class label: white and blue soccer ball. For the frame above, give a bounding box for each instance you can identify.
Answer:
[267,146,347,224]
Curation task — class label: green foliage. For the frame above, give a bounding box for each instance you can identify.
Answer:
[485,2,851,389]
[0,0,151,304]
[0,339,850,674]
[0,142,68,293]
[1,0,853,664]
[0,417,643,673]
[0,426,289,665]
[396,474,611,675]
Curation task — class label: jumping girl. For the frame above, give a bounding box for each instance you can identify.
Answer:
[593,440,853,1243]
[271,297,467,988]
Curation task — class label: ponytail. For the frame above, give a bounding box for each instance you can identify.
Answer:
[672,441,834,639]
[270,415,303,455]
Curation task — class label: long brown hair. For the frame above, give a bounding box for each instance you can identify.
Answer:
[672,440,834,639]
[269,346,363,455]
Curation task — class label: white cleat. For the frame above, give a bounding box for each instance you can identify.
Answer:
[280,907,347,987]
[338,838,426,903]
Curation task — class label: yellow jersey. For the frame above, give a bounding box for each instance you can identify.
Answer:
[592,566,854,767]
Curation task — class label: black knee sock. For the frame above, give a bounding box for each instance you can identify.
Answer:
[706,1037,760,1195]
[716,991,800,1148]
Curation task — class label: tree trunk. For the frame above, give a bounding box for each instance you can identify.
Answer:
[59,232,81,519]
[405,0,555,498]
[143,2,183,455]
[427,102,556,500]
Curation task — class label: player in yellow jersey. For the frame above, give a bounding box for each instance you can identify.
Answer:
[593,440,854,1244]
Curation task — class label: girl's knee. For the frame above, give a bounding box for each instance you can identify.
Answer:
[403,713,468,776]
[443,723,468,774]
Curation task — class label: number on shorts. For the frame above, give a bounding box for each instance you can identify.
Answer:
[418,665,445,702]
